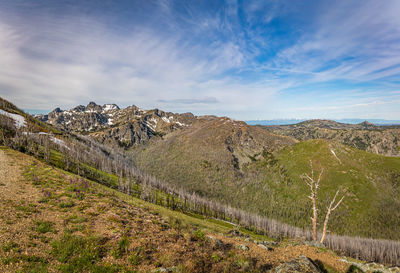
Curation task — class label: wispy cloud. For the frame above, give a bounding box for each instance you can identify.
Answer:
[0,0,399,119]
[272,0,400,84]
[0,6,256,113]
[158,97,219,104]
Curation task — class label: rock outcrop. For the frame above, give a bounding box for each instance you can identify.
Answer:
[269,255,323,273]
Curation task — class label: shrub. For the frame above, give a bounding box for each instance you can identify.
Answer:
[59,200,75,208]
[129,247,144,265]
[169,217,184,231]
[2,241,20,252]
[2,254,46,267]
[346,264,365,273]
[35,221,54,234]
[112,237,130,259]
[235,256,251,270]
[191,229,205,241]
[211,253,222,263]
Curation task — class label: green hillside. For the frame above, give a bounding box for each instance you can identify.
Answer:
[133,137,400,240]
[274,140,400,239]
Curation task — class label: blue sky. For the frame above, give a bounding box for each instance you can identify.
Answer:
[0,0,400,120]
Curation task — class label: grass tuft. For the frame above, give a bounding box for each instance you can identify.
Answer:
[35,220,55,234]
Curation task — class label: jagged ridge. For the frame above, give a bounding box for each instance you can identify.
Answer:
[37,102,196,147]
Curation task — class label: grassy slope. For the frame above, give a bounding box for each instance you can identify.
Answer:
[133,135,400,240]
[0,147,347,272]
[273,140,400,239]
[132,117,295,206]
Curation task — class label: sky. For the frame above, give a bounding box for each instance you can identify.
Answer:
[0,0,400,120]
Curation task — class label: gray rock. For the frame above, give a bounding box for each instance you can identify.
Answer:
[228,229,243,237]
[206,235,225,249]
[168,266,181,273]
[236,244,249,251]
[258,244,274,251]
[153,267,167,273]
[303,240,326,249]
[261,241,279,247]
[269,255,323,273]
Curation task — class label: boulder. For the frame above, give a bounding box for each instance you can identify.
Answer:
[303,240,326,249]
[206,235,225,249]
[269,255,323,273]
[235,244,249,251]
[258,244,274,251]
[228,229,244,237]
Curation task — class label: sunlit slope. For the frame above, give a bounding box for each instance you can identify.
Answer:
[0,147,350,272]
[134,136,400,240]
[132,116,296,202]
[274,139,400,239]
[263,120,400,157]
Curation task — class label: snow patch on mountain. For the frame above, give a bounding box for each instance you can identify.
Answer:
[103,104,119,112]
[0,109,26,128]
[175,121,187,127]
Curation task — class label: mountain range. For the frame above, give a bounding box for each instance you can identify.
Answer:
[32,101,400,240]
[2,97,400,269]
[262,119,400,157]
[36,102,196,148]
[246,119,400,126]
[4,98,362,272]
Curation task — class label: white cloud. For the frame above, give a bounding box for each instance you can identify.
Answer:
[0,1,400,120]
[273,0,400,83]
[0,10,272,116]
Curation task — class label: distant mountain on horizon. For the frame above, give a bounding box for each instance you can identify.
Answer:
[246,118,400,126]
[26,106,400,127]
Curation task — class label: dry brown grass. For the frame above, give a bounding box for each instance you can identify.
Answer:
[0,147,348,272]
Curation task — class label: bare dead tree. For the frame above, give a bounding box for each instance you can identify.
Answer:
[320,188,345,243]
[302,160,346,243]
[301,160,323,241]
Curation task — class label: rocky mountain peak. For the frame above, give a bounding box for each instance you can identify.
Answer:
[73,105,86,112]
[85,101,102,112]
[87,101,98,107]
[53,107,62,113]
[102,104,120,111]
[37,102,197,148]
